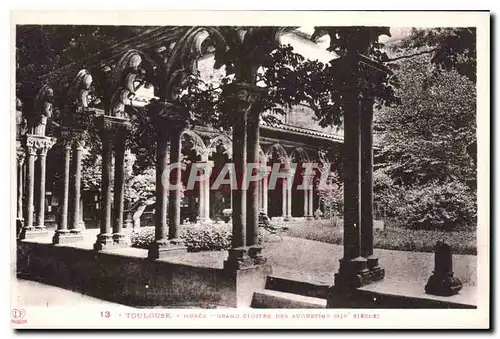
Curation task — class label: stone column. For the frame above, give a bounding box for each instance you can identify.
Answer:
[20,135,55,239]
[112,132,127,246]
[36,146,49,229]
[16,148,25,229]
[333,54,370,289]
[70,138,84,236]
[53,140,72,244]
[261,166,270,215]
[224,83,266,270]
[94,116,117,250]
[284,168,293,221]
[281,179,287,218]
[148,104,188,258]
[24,144,36,230]
[168,128,183,241]
[198,160,213,224]
[302,174,314,220]
[79,196,86,230]
[246,112,260,248]
[303,175,309,218]
[308,182,314,220]
[361,97,382,278]
[149,124,170,258]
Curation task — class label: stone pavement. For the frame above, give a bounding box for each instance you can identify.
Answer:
[15,229,476,306]
[13,278,124,308]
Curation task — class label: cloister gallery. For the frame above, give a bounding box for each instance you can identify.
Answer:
[16,26,390,303]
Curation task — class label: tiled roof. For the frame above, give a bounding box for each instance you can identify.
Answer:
[261,120,344,143]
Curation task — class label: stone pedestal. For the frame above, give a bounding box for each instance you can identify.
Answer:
[425,241,463,296]
[222,261,272,308]
[148,238,187,259]
[224,246,267,271]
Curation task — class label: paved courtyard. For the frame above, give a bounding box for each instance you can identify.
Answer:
[14,227,476,307]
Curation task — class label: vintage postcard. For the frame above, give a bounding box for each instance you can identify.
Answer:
[10,10,490,329]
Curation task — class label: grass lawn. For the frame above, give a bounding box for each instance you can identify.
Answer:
[284,219,477,255]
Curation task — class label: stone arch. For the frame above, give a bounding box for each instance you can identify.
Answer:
[181,129,207,157]
[264,143,289,164]
[68,69,94,109]
[290,147,311,163]
[109,49,158,117]
[26,84,54,136]
[207,134,232,159]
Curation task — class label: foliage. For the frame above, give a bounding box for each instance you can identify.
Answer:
[390,28,477,83]
[131,224,264,252]
[16,25,149,88]
[389,181,477,232]
[285,219,476,255]
[316,171,344,220]
[374,52,476,187]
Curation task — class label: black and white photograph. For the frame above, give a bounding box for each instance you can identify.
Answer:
[10,10,490,329]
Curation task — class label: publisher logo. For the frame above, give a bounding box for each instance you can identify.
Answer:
[11,309,27,325]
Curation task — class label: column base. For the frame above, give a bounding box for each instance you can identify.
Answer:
[284,216,293,222]
[148,238,187,259]
[200,217,213,224]
[19,226,48,239]
[16,218,24,238]
[425,273,463,297]
[334,256,384,289]
[78,221,86,230]
[52,230,84,244]
[112,232,130,245]
[224,246,267,271]
[305,215,314,221]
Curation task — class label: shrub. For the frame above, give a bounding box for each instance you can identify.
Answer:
[131,223,264,252]
[392,181,477,232]
[283,219,476,255]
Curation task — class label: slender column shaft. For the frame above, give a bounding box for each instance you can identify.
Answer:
[36,151,47,228]
[204,169,210,220]
[113,139,125,235]
[26,149,36,228]
[286,174,292,218]
[246,113,259,247]
[60,144,71,231]
[281,179,287,217]
[231,111,247,248]
[71,143,83,231]
[262,172,268,214]
[308,184,314,217]
[100,135,113,235]
[198,167,205,220]
[155,133,169,241]
[168,129,182,239]
[80,197,84,226]
[303,178,309,217]
[343,61,363,261]
[17,159,24,220]
[361,97,376,261]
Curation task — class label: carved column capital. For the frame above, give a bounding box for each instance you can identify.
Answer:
[23,134,56,156]
[61,127,87,150]
[97,115,131,142]
[151,101,190,131]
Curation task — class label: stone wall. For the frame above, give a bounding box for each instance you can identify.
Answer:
[17,241,270,308]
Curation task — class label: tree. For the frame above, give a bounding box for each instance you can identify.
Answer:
[387,28,476,83]
[375,52,476,187]
[373,31,477,231]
